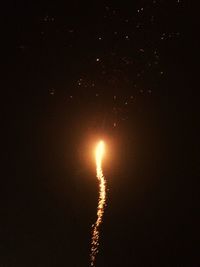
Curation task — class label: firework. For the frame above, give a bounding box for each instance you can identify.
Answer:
[90,141,106,266]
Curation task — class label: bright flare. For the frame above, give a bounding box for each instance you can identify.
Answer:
[90,141,106,266]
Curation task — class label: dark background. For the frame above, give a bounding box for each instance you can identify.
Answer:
[2,1,199,266]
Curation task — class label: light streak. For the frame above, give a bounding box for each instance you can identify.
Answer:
[90,140,106,266]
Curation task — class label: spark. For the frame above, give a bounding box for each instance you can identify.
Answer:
[90,141,106,266]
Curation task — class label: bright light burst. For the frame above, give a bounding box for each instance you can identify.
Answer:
[90,140,106,266]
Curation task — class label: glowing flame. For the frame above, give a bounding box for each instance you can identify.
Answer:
[90,140,106,266]
[95,140,105,174]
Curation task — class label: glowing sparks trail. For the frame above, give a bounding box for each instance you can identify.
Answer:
[90,141,106,266]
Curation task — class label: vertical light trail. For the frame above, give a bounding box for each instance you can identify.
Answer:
[90,140,106,266]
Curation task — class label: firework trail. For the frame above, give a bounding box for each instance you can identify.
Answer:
[90,141,106,266]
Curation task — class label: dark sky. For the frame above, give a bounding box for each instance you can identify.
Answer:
[2,1,199,266]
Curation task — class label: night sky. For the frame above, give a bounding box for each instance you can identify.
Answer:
[2,1,199,266]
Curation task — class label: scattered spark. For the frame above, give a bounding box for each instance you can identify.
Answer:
[43,15,55,22]
[49,88,55,95]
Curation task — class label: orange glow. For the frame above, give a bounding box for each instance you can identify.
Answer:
[90,140,106,266]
